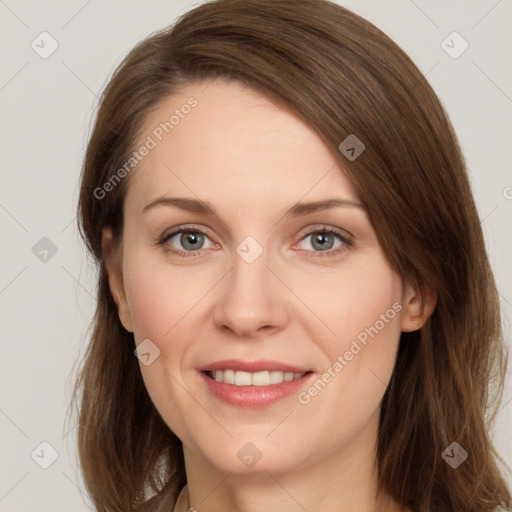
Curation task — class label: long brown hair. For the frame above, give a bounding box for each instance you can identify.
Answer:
[72,0,511,510]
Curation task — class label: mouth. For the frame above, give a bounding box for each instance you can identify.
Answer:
[198,360,314,408]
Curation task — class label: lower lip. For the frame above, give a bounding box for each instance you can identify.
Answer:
[200,372,313,408]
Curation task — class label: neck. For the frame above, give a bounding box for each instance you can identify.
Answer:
[177,412,405,512]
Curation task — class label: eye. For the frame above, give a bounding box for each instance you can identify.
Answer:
[295,227,352,257]
[158,225,352,258]
[159,227,215,256]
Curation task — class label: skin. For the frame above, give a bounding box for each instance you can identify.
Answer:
[103,79,435,512]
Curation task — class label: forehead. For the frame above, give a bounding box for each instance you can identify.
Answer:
[125,80,359,213]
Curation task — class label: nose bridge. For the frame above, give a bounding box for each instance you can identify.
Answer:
[213,235,288,336]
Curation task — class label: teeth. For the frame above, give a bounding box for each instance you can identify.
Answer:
[223,369,235,384]
[251,371,269,386]
[211,370,305,386]
[234,371,252,386]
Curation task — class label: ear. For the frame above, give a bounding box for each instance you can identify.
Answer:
[401,280,437,332]
[102,227,133,333]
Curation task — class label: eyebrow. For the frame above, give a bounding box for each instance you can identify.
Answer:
[142,196,365,217]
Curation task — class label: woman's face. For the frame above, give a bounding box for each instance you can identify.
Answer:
[107,79,419,476]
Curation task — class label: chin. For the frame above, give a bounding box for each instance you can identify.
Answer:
[196,437,312,476]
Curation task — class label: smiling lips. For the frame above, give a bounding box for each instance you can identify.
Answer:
[199,359,314,408]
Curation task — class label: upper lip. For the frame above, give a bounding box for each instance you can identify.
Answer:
[198,359,311,374]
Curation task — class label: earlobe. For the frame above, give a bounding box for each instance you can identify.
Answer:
[102,228,134,333]
[401,280,437,332]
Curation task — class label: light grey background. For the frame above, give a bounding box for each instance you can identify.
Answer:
[1,0,511,510]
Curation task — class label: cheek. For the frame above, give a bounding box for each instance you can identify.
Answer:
[332,277,403,360]
[291,257,403,404]
[122,252,217,415]
[290,257,402,349]
[123,255,205,343]
[122,256,207,440]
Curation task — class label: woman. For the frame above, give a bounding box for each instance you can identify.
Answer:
[72,0,511,510]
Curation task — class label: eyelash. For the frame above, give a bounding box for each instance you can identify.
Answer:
[158,224,353,259]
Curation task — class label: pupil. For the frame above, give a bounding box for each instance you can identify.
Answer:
[313,233,333,251]
[181,232,203,250]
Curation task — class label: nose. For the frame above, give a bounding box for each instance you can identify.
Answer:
[213,245,289,338]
